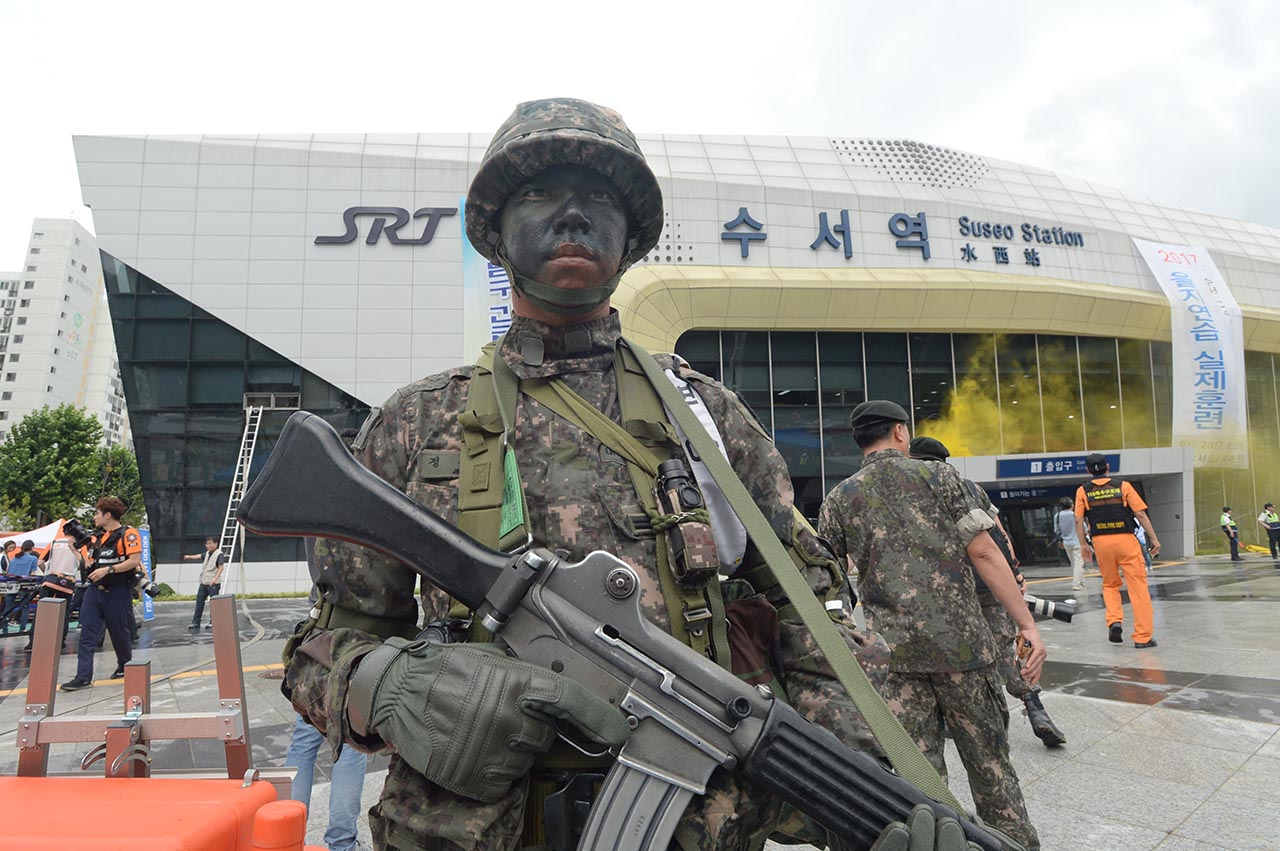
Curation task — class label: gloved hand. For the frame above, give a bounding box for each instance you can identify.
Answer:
[360,638,629,802]
[871,805,980,851]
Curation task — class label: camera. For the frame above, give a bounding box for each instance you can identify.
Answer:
[140,580,161,598]
[1025,593,1075,623]
[62,518,93,550]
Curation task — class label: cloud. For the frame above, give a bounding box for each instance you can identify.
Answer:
[1,0,1276,265]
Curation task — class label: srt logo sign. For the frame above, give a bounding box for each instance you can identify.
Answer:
[315,206,458,245]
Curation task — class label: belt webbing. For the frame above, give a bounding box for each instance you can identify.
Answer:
[622,338,967,814]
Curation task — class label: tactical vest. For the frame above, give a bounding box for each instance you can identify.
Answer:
[455,336,844,672]
[90,526,137,587]
[1081,478,1135,536]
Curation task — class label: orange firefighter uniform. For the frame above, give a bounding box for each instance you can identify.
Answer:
[1075,477,1154,644]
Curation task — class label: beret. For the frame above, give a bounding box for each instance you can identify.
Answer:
[908,436,950,461]
[850,399,909,429]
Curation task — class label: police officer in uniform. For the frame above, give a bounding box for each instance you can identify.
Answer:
[1074,455,1162,648]
[1257,503,1280,559]
[60,496,142,690]
[1221,507,1242,561]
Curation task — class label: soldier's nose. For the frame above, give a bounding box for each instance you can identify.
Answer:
[553,205,591,235]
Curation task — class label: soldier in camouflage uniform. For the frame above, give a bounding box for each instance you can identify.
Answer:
[907,437,1066,749]
[283,98,904,851]
[819,402,1045,851]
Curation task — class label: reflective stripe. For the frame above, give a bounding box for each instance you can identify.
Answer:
[661,367,748,572]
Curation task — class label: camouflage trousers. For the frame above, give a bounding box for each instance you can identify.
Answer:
[879,665,1039,851]
[979,602,1033,699]
[368,615,892,851]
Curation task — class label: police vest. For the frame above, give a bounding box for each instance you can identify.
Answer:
[90,526,138,587]
[1081,478,1136,536]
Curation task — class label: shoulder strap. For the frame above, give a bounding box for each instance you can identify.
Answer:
[458,343,530,553]
[523,357,732,671]
[621,337,967,815]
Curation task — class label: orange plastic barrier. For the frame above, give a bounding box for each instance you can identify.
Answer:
[0,777,328,850]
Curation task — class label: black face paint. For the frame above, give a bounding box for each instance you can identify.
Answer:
[497,164,630,315]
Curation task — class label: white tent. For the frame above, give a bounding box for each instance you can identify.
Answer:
[1,519,67,557]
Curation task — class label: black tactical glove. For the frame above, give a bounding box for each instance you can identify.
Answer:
[348,638,629,803]
[871,805,981,851]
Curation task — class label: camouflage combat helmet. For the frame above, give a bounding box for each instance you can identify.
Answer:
[465,98,663,315]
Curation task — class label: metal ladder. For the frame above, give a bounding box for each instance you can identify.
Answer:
[219,405,264,594]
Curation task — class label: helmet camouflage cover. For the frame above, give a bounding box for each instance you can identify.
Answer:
[465,98,664,272]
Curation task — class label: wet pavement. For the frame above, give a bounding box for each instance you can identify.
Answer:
[0,557,1277,850]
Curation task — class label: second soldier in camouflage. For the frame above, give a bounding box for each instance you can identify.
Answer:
[820,401,1044,851]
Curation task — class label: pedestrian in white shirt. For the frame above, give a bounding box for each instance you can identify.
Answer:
[1056,497,1086,591]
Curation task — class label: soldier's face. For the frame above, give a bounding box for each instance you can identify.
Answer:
[499,164,629,291]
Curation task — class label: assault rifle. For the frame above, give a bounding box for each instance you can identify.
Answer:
[236,412,1016,851]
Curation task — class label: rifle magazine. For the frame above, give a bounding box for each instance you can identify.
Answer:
[578,761,693,851]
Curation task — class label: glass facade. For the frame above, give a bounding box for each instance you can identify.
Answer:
[102,253,370,563]
[678,328,1280,551]
[100,245,1280,563]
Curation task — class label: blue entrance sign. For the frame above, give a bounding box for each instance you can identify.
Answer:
[996,453,1120,479]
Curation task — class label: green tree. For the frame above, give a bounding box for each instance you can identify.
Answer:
[0,405,103,527]
[94,443,146,527]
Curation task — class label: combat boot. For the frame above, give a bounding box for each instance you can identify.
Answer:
[1022,691,1066,747]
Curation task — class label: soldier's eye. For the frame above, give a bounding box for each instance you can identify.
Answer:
[589,190,614,202]
[522,188,549,200]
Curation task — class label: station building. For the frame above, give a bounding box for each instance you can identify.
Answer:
[72,131,1280,590]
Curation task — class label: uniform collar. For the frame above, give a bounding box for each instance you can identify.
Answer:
[499,311,622,380]
[861,447,906,466]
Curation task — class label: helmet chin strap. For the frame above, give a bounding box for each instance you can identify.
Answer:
[495,243,624,317]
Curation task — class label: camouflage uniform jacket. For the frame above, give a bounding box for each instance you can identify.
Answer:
[920,460,1007,607]
[285,310,867,848]
[818,448,998,674]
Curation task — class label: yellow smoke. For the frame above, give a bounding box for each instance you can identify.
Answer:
[915,335,1280,553]
[919,334,1165,458]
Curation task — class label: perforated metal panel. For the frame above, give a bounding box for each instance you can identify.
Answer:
[831,138,989,189]
[641,211,694,264]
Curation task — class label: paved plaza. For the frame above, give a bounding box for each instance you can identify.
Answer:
[1,555,1278,850]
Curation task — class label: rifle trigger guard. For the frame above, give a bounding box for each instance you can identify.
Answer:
[554,727,613,759]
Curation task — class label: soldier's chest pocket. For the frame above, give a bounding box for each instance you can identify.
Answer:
[405,449,460,525]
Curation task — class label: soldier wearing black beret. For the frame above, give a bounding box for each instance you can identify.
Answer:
[820,401,1044,849]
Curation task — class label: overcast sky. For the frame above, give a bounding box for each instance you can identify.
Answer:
[2,0,1276,266]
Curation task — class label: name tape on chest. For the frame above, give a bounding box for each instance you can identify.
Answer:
[416,450,462,480]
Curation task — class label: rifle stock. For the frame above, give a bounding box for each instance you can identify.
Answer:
[238,412,1018,851]
[235,412,505,610]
